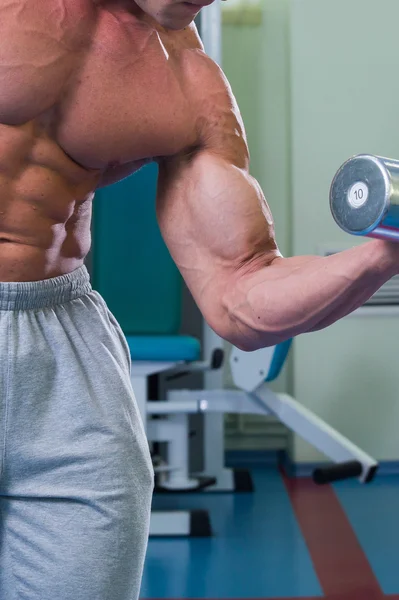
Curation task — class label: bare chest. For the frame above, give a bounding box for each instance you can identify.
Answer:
[0,2,195,170]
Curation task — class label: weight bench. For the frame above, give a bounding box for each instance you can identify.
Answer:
[134,338,377,536]
[93,163,378,537]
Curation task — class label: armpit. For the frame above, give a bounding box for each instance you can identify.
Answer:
[96,158,153,189]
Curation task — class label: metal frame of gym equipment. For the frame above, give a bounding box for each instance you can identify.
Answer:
[132,341,378,538]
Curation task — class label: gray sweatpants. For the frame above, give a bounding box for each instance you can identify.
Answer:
[0,266,154,600]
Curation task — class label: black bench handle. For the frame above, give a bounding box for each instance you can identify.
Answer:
[313,460,364,485]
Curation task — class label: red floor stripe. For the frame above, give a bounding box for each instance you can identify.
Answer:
[143,474,397,600]
[282,471,384,599]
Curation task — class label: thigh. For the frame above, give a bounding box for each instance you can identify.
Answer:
[0,294,154,600]
[0,486,152,600]
[4,292,153,499]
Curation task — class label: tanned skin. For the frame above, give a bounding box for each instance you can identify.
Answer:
[0,0,398,350]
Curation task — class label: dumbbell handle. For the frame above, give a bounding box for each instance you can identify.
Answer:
[313,460,377,485]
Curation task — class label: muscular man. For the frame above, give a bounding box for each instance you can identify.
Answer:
[0,1,397,599]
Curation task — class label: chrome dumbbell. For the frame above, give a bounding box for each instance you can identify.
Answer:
[330,154,399,242]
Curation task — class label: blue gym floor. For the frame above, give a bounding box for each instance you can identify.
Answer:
[140,468,399,600]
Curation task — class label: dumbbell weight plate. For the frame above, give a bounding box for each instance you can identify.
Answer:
[330,154,399,240]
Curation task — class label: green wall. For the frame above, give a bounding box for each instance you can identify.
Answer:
[222,0,291,258]
[222,0,399,464]
[222,0,292,398]
[290,0,399,464]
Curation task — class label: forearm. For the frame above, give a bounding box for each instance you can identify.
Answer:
[222,239,399,350]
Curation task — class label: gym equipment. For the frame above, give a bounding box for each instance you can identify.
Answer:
[330,154,399,241]
[146,344,377,478]
[130,340,378,537]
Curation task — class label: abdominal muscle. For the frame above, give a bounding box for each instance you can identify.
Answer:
[0,242,86,283]
[0,124,100,283]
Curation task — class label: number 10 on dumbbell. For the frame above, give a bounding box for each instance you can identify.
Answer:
[330,154,399,241]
